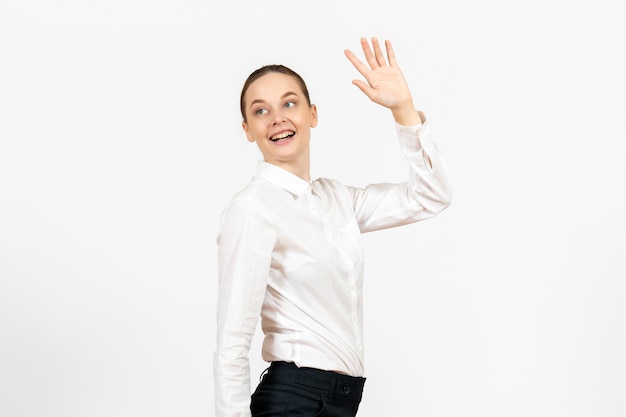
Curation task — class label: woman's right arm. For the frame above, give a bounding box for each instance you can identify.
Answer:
[214,197,276,417]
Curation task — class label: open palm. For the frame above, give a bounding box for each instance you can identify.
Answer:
[344,37,414,111]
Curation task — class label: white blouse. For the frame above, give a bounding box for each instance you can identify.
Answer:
[214,121,452,417]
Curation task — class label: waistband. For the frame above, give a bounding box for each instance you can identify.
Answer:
[264,361,366,402]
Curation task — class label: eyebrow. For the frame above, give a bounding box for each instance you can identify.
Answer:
[250,91,299,107]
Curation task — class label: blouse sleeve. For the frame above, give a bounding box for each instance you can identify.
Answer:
[349,120,453,233]
[214,197,276,417]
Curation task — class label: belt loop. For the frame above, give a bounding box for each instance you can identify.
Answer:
[328,375,337,400]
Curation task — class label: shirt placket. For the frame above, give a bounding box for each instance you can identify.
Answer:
[306,185,362,357]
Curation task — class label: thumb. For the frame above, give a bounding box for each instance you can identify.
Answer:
[352,80,375,100]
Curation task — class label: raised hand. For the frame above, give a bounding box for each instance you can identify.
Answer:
[344,37,423,126]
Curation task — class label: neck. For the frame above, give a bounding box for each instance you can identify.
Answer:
[266,154,310,182]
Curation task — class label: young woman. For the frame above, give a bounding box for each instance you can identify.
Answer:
[214,37,452,417]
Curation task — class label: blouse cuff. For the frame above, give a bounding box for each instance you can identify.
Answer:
[395,119,434,151]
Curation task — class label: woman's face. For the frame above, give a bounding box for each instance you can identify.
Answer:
[242,72,318,171]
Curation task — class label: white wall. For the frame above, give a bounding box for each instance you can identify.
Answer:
[1,1,625,416]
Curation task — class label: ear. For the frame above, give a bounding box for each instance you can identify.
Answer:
[310,104,318,128]
[242,121,255,143]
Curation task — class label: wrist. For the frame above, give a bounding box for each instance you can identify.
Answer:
[392,103,423,126]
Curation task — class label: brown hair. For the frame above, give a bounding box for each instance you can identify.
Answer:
[240,64,311,122]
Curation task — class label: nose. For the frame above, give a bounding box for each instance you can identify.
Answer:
[272,107,286,125]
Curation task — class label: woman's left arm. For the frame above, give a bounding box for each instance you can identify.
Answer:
[344,37,453,232]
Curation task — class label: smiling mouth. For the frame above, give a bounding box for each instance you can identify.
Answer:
[270,131,295,142]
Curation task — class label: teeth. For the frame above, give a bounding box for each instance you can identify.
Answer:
[271,131,293,141]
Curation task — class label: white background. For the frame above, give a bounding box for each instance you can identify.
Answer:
[1,1,625,416]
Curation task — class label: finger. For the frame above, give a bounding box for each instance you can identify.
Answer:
[360,37,379,69]
[344,48,371,79]
[385,39,398,67]
[371,37,388,67]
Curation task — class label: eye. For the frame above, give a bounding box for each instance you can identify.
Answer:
[255,108,268,116]
[284,101,296,109]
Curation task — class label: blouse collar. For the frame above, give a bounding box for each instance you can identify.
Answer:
[256,161,311,198]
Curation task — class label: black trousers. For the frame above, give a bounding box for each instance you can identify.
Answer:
[250,361,366,417]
